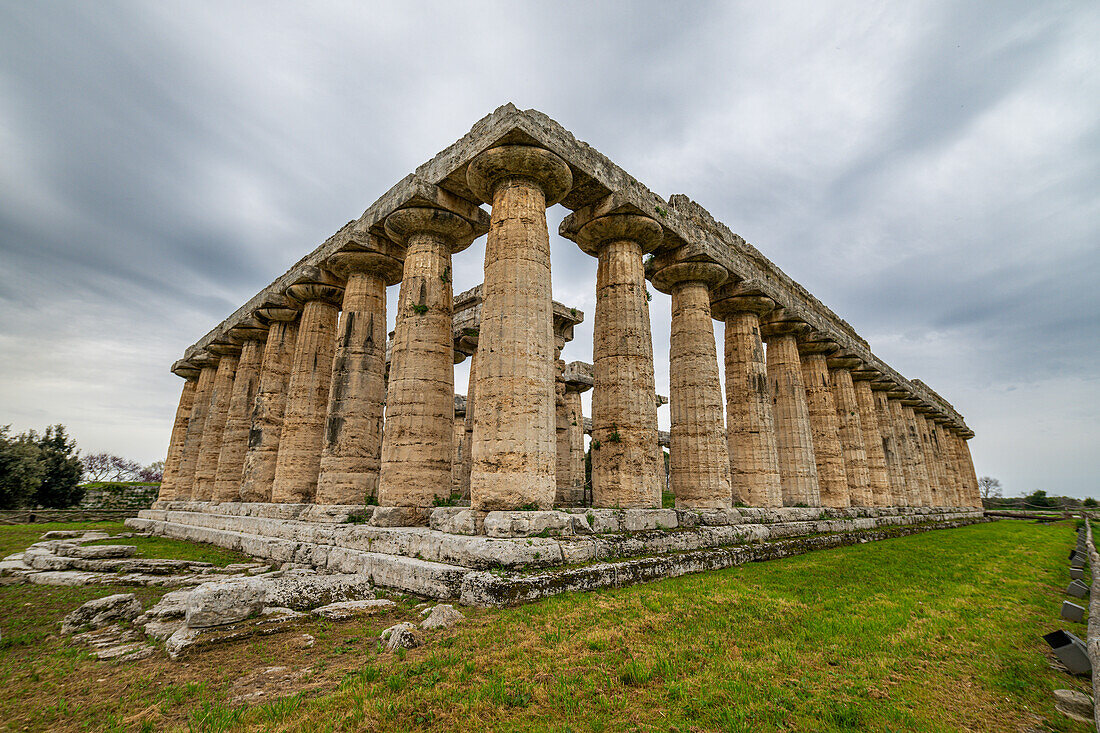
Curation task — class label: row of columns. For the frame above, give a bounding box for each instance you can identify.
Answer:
[160,142,980,518]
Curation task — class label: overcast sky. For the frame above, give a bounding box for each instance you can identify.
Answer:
[1,1,1096,497]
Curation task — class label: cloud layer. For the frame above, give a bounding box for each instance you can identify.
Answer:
[1,1,1096,496]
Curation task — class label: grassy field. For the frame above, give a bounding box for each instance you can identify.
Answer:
[0,519,1091,732]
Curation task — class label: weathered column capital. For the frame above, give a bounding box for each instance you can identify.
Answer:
[326,251,403,285]
[574,213,663,257]
[826,353,863,371]
[286,282,344,306]
[255,305,300,323]
[760,317,810,341]
[466,145,573,206]
[171,360,201,380]
[796,335,840,356]
[206,338,242,357]
[227,317,270,343]
[563,360,593,394]
[651,261,728,294]
[384,207,478,254]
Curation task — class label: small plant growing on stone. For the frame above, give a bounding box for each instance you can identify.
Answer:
[440,266,450,284]
[345,514,369,524]
[570,307,577,318]
[463,327,479,337]
[592,440,601,450]
[411,304,429,315]
[644,253,655,267]
[646,289,653,302]
[608,428,621,443]
[517,502,539,511]
[654,205,668,218]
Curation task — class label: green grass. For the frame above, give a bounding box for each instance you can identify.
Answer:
[0,519,1092,732]
[84,535,254,567]
[0,520,127,557]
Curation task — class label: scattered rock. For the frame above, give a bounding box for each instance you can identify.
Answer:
[143,619,185,642]
[262,606,305,620]
[185,577,267,628]
[70,624,155,662]
[138,588,192,622]
[66,544,137,560]
[39,530,85,540]
[1053,689,1094,723]
[227,666,314,706]
[80,531,110,541]
[297,634,315,649]
[419,603,464,629]
[61,593,142,634]
[164,609,301,659]
[313,599,396,620]
[379,622,420,652]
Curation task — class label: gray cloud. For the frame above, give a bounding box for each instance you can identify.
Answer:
[0,0,1097,497]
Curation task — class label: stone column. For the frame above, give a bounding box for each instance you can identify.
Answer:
[932,419,957,506]
[554,359,573,503]
[853,375,891,507]
[457,350,477,500]
[212,328,267,502]
[799,344,849,508]
[711,291,783,508]
[654,262,732,509]
[928,415,951,506]
[889,393,923,506]
[315,252,403,506]
[915,411,943,506]
[239,311,299,503]
[901,401,933,506]
[174,359,217,501]
[959,431,981,508]
[193,345,239,501]
[376,207,473,519]
[562,361,592,506]
[762,320,820,507]
[158,371,199,501]
[466,145,572,511]
[872,384,907,506]
[271,281,343,504]
[579,214,662,509]
[829,358,871,507]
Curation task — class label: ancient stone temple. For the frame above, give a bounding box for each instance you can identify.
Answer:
[134,105,983,606]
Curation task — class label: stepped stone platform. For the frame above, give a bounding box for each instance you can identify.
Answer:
[129,503,983,606]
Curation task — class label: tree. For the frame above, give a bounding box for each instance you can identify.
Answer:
[1083,498,1097,508]
[81,452,142,482]
[33,425,84,508]
[0,426,44,509]
[1024,490,1053,508]
[978,476,1002,499]
[138,460,164,483]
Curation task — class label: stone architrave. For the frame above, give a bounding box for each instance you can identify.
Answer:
[799,345,849,508]
[174,361,217,500]
[829,358,871,507]
[193,347,239,501]
[377,208,475,516]
[315,252,403,506]
[158,373,198,501]
[872,385,907,506]
[762,320,821,507]
[578,213,663,509]
[466,145,572,511]
[239,312,299,503]
[653,262,732,509]
[853,376,891,507]
[711,291,783,508]
[271,282,344,504]
[902,402,933,506]
[212,333,267,502]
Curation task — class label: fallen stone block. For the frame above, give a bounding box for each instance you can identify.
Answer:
[1053,689,1094,723]
[39,530,85,540]
[143,619,185,642]
[61,593,142,635]
[66,545,137,560]
[263,573,375,611]
[420,603,464,629]
[312,599,396,620]
[185,577,267,628]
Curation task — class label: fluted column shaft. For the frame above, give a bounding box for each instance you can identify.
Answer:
[193,353,238,501]
[554,361,576,504]
[874,389,907,506]
[890,398,922,506]
[800,352,849,508]
[916,414,942,506]
[317,254,401,505]
[458,355,477,500]
[764,330,820,506]
[159,377,197,501]
[212,339,265,501]
[565,388,586,501]
[175,365,217,500]
[854,379,891,507]
[929,418,950,506]
[830,366,870,506]
[903,404,933,506]
[272,292,341,503]
[719,306,783,508]
[959,434,981,507]
[586,219,661,509]
[934,422,958,506]
[240,318,298,502]
[378,226,463,511]
[467,146,571,511]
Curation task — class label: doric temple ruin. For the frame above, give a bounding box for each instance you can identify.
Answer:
[132,105,983,605]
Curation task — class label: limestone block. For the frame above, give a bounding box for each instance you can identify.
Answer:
[800,352,849,507]
[61,593,143,634]
[484,511,574,538]
[185,577,267,628]
[66,544,136,559]
[298,505,371,524]
[144,619,185,642]
[468,146,570,511]
[622,509,679,532]
[370,506,430,527]
[272,296,340,503]
[380,622,421,651]
[240,319,299,502]
[313,599,395,620]
[430,508,486,536]
[263,573,375,610]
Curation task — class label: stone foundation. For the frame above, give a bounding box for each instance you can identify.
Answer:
[129,503,983,607]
